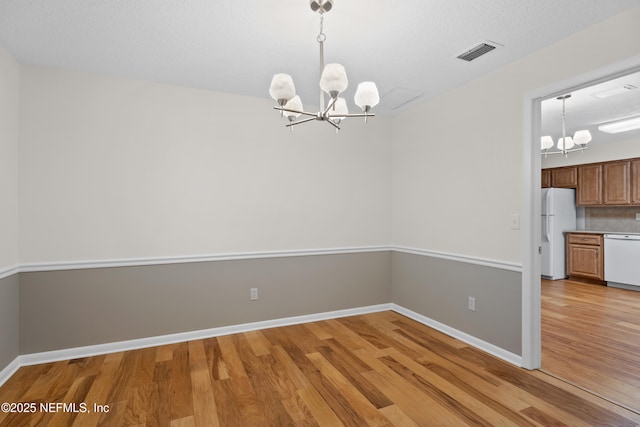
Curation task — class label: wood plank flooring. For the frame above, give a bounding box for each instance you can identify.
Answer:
[542,278,640,412]
[2,310,640,426]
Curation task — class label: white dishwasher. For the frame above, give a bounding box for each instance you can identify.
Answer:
[604,234,640,289]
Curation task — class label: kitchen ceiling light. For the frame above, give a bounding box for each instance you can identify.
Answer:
[598,115,640,134]
[541,94,591,157]
[269,0,379,131]
[593,84,637,99]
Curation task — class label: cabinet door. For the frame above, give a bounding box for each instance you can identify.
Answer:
[577,164,603,206]
[567,244,604,280]
[551,167,578,188]
[632,159,640,205]
[541,169,551,188]
[603,160,631,205]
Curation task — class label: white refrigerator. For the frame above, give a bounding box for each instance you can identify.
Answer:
[541,188,577,280]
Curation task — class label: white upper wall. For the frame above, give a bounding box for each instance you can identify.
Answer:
[18,67,392,264]
[0,46,19,273]
[11,4,640,266]
[392,5,640,263]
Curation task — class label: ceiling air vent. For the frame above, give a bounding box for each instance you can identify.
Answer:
[456,42,498,62]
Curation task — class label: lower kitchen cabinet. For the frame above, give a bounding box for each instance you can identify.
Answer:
[566,233,605,284]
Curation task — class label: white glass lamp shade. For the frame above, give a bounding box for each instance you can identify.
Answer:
[269,74,296,104]
[573,130,592,146]
[557,136,575,150]
[354,82,380,111]
[329,97,348,120]
[320,63,348,97]
[540,136,554,150]
[283,96,303,120]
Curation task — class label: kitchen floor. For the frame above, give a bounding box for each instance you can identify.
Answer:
[542,278,640,413]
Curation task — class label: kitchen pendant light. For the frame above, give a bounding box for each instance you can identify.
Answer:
[268,0,379,131]
[541,94,591,157]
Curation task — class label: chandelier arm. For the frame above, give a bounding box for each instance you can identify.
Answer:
[333,113,376,118]
[285,117,317,127]
[541,145,589,155]
[326,118,341,131]
[322,96,337,115]
[273,106,318,118]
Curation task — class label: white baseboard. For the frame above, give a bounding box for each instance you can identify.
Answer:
[390,304,522,367]
[17,304,393,368]
[0,357,21,388]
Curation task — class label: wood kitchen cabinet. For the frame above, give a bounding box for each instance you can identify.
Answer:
[550,166,578,188]
[603,160,631,205]
[566,233,605,284]
[541,169,551,188]
[577,164,603,206]
[546,157,640,205]
[632,159,640,205]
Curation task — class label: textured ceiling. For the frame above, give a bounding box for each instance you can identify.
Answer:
[1,0,639,123]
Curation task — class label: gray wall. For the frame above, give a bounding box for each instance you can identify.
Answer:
[391,252,522,355]
[5,250,524,370]
[0,274,19,370]
[19,252,392,354]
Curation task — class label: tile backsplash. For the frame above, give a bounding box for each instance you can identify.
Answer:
[585,207,640,232]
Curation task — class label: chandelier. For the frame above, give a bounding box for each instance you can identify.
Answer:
[541,94,592,157]
[268,0,379,131]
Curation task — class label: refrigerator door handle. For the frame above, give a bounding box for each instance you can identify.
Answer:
[545,215,551,243]
[544,190,552,242]
[545,188,552,215]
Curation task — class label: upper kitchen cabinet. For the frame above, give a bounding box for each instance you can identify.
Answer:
[550,166,578,188]
[547,157,640,206]
[541,169,551,188]
[577,163,603,206]
[603,160,631,205]
[632,159,640,205]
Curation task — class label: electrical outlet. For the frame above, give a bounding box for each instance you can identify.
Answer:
[250,288,258,301]
[468,296,476,312]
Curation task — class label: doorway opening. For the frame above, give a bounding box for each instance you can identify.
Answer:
[524,60,640,413]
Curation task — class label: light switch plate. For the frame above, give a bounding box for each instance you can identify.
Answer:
[636,213,640,221]
[510,214,520,230]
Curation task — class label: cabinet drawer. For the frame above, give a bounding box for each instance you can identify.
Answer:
[567,233,602,246]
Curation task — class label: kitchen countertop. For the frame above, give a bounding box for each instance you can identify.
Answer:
[566,230,640,236]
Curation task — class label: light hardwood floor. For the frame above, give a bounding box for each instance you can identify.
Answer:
[2,310,640,426]
[542,278,640,413]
